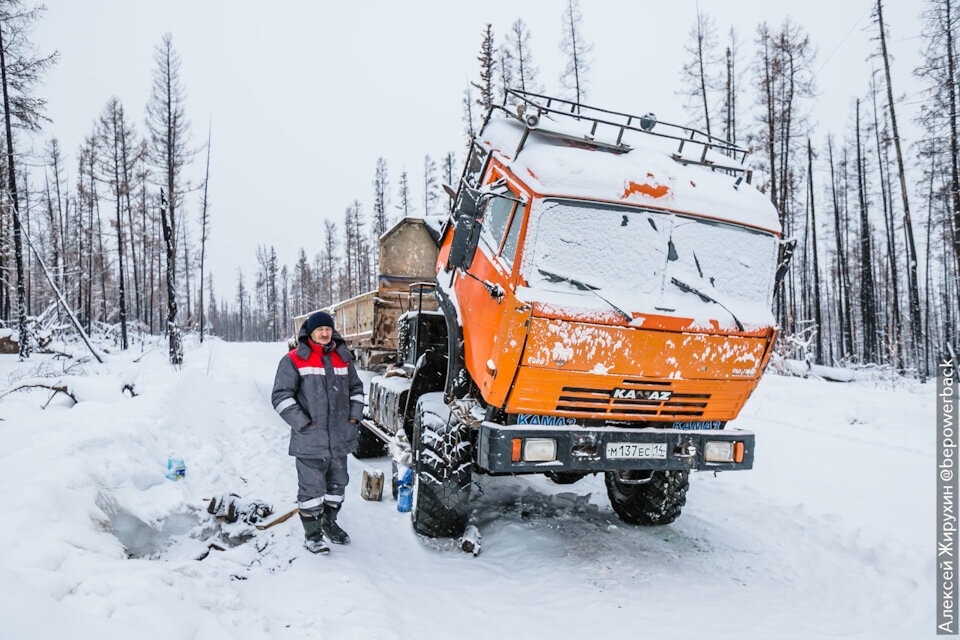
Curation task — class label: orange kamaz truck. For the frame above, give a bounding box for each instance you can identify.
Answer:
[363,89,788,538]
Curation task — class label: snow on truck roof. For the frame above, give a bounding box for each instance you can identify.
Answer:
[478,115,782,235]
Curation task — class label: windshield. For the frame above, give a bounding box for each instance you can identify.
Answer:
[522,199,778,321]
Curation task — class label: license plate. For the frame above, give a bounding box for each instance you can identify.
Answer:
[605,442,667,460]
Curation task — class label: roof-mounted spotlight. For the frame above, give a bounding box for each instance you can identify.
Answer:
[517,103,540,129]
[640,113,657,132]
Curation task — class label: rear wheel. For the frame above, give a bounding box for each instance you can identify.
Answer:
[604,470,689,526]
[411,398,472,538]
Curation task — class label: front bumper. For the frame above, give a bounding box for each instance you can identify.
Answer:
[476,422,754,474]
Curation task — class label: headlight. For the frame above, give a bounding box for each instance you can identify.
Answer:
[523,438,557,462]
[705,441,734,462]
[705,441,744,463]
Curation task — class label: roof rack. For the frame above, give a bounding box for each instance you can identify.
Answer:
[498,88,750,176]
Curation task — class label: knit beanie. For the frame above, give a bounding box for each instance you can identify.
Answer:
[305,311,335,334]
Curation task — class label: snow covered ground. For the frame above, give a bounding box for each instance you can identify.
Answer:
[0,338,935,639]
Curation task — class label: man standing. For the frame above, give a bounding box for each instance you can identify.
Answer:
[272,311,365,553]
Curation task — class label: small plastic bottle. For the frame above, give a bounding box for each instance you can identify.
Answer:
[166,454,186,481]
[397,468,412,512]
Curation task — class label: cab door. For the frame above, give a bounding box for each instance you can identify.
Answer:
[455,185,529,404]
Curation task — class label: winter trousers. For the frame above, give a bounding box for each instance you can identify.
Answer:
[296,456,349,517]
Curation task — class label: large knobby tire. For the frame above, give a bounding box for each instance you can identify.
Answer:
[353,424,388,459]
[411,400,472,538]
[604,470,689,526]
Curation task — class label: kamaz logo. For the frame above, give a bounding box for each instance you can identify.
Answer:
[516,414,578,426]
[611,388,672,401]
[674,420,723,430]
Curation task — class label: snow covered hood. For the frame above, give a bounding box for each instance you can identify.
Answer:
[479,116,781,235]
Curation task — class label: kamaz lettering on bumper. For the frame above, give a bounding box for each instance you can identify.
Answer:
[516,414,578,426]
[674,420,724,430]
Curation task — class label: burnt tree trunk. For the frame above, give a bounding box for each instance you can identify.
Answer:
[807,139,823,364]
[941,0,960,348]
[0,25,28,359]
[871,77,903,372]
[95,197,107,322]
[110,121,128,350]
[119,128,141,326]
[856,99,879,362]
[876,0,923,378]
[199,124,211,342]
[159,190,182,364]
[695,12,712,137]
[828,137,853,359]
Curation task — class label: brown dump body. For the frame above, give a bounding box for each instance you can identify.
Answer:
[378,217,441,291]
[293,218,440,367]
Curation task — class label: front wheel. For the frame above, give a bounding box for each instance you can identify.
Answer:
[411,399,472,538]
[604,470,689,526]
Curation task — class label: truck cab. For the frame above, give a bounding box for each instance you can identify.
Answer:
[441,112,781,432]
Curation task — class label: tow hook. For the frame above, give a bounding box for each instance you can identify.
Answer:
[571,434,599,459]
[674,439,697,459]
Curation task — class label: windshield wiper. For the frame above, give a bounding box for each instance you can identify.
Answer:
[537,268,633,322]
[670,277,745,332]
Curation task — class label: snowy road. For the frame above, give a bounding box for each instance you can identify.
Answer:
[0,339,935,639]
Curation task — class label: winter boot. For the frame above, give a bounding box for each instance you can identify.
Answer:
[300,512,330,554]
[320,503,350,545]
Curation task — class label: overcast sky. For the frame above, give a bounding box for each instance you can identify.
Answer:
[29,0,925,297]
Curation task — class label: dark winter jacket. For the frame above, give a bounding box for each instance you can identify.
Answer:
[271,324,365,458]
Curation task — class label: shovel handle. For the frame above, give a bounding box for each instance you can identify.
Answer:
[255,507,299,530]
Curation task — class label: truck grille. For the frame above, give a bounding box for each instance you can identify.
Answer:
[555,379,709,417]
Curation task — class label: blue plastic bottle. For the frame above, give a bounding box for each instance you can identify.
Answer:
[397,468,412,512]
[166,455,186,481]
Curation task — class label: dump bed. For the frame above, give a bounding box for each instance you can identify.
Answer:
[293,217,441,367]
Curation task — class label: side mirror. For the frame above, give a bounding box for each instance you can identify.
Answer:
[447,188,484,271]
[774,238,797,290]
[446,188,527,272]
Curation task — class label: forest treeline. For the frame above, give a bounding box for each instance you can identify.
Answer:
[0,0,956,381]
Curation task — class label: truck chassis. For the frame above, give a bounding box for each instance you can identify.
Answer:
[351,88,779,538]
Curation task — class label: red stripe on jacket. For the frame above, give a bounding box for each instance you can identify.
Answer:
[288,343,347,370]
